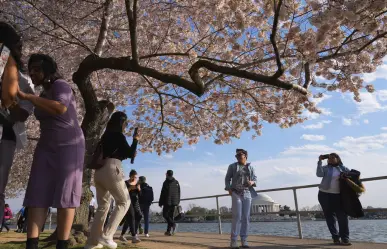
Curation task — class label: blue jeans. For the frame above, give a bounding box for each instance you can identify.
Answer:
[140,204,150,234]
[231,190,252,241]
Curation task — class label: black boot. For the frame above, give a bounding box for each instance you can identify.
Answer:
[26,238,38,249]
[56,240,69,249]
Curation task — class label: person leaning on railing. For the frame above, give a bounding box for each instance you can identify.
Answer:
[316,153,351,246]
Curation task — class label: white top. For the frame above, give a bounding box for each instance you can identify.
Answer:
[320,167,341,194]
[0,44,35,150]
[89,198,97,207]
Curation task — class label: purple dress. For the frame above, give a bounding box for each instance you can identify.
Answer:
[23,80,85,208]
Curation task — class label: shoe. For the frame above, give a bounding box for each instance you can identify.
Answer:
[84,244,103,249]
[164,231,172,236]
[132,235,141,243]
[333,238,341,245]
[172,224,178,235]
[98,237,117,249]
[241,240,249,248]
[341,240,352,246]
[145,234,150,238]
[230,240,239,249]
[119,235,127,242]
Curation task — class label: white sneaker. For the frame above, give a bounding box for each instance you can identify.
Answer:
[241,240,249,248]
[84,244,103,249]
[132,235,141,243]
[145,234,150,238]
[230,240,239,249]
[98,237,117,249]
[119,235,128,242]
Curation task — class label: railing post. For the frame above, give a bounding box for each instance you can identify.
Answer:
[293,189,303,239]
[48,213,52,231]
[216,196,222,234]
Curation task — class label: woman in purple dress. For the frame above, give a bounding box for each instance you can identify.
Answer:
[18,54,85,249]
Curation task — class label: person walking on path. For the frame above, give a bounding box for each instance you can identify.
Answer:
[0,22,34,228]
[85,111,139,249]
[0,203,12,232]
[159,170,180,236]
[138,176,153,237]
[225,149,257,249]
[119,170,142,244]
[317,153,351,246]
[89,193,97,223]
[18,54,85,249]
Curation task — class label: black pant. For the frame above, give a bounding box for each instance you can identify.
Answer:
[318,191,349,241]
[88,206,95,223]
[163,205,176,232]
[121,203,142,236]
[0,219,10,232]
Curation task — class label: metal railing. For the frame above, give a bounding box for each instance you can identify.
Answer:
[157,175,387,239]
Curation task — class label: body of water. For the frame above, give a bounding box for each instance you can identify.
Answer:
[147,220,387,243]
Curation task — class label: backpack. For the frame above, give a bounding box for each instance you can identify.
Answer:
[87,141,105,170]
[140,184,154,205]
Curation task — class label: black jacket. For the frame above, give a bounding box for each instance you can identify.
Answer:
[139,183,154,206]
[340,170,364,218]
[159,177,180,207]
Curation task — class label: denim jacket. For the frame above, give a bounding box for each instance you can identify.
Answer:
[225,162,258,198]
[316,161,350,191]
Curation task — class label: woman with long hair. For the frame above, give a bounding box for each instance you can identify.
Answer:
[17,54,85,249]
[0,22,34,234]
[119,169,142,244]
[85,111,139,249]
[317,153,351,246]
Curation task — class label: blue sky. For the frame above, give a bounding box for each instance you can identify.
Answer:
[7,59,387,213]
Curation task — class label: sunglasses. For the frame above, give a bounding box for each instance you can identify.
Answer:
[235,153,245,158]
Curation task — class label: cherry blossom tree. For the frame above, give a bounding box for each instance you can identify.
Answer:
[1,0,386,235]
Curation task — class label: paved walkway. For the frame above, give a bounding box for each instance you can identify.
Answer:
[2,231,386,249]
[140,232,387,249]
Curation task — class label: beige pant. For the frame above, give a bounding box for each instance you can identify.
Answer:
[87,158,130,245]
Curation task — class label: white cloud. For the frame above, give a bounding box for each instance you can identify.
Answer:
[342,118,353,126]
[363,119,369,124]
[362,58,387,83]
[300,134,326,141]
[304,95,332,120]
[312,94,332,105]
[302,120,331,129]
[382,127,387,131]
[184,145,197,152]
[333,133,387,154]
[162,154,174,159]
[378,90,387,102]
[205,152,214,156]
[354,92,387,115]
[281,144,335,156]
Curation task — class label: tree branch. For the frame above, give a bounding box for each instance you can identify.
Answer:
[24,0,94,54]
[334,29,357,55]
[270,0,284,79]
[189,60,308,95]
[94,0,113,56]
[303,62,311,89]
[72,54,204,96]
[125,0,139,63]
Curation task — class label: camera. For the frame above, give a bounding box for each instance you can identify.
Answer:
[320,154,329,160]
